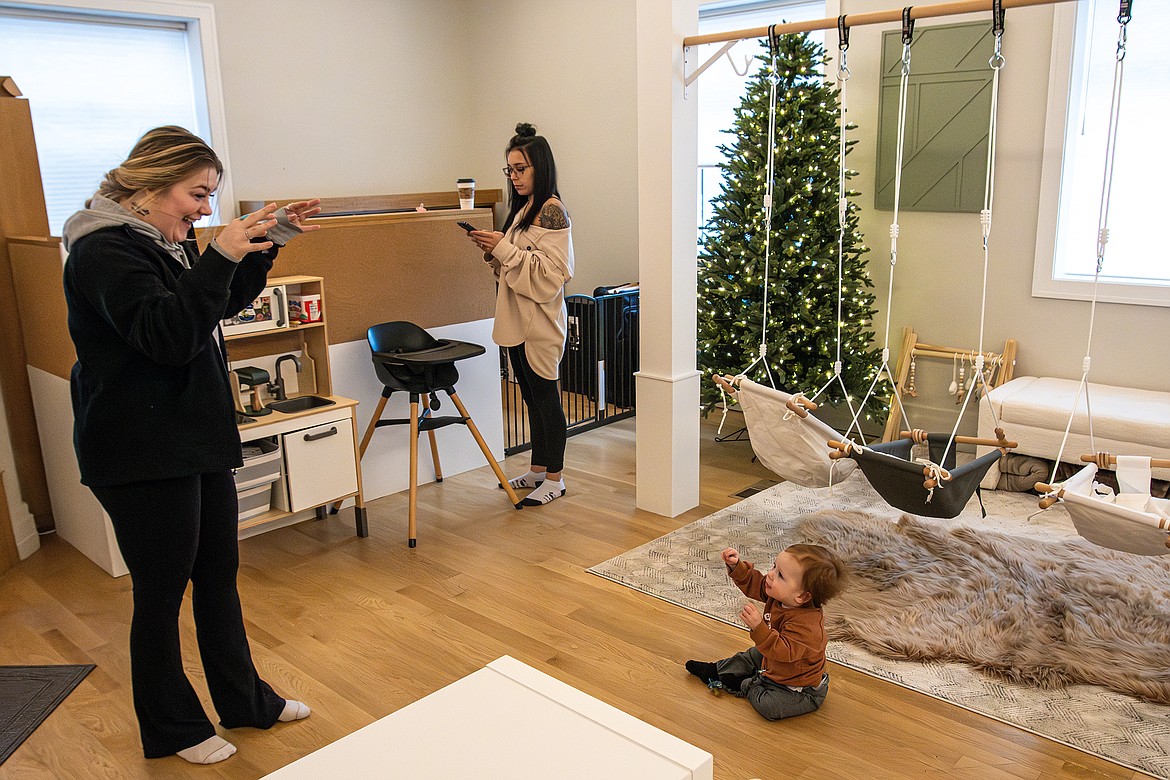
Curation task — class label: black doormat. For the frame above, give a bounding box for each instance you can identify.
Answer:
[0,665,94,764]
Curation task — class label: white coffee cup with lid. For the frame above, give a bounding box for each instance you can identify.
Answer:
[457,178,475,210]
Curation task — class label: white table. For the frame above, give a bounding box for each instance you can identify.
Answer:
[263,655,712,779]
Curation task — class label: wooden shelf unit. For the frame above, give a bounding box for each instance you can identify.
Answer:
[226,275,368,538]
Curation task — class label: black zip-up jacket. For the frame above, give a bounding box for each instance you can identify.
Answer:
[63,226,275,487]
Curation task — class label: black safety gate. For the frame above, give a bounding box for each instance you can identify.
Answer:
[503,287,638,455]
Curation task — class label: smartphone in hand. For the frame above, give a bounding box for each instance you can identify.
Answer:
[456,220,476,232]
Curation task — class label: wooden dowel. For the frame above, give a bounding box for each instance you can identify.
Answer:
[712,374,737,394]
[784,394,817,418]
[1080,454,1170,469]
[684,0,1076,47]
[899,432,1018,449]
[909,347,1001,361]
[1035,483,1062,509]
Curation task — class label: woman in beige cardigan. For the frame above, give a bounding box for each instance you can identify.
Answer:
[468,123,574,506]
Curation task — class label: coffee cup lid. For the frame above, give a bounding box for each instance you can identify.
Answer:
[457,178,475,183]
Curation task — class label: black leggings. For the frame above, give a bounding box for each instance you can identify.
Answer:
[509,344,567,474]
[90,471,283,758]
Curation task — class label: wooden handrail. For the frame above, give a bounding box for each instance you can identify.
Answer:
[684,0,1076,48]
[239,190,504,219]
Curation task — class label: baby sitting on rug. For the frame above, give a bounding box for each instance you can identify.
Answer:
[686,544,846,721]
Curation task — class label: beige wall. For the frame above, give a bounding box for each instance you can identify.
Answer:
[210,0,639,297]
[210,1,476,201]
[461,0,641,296]
[837,0,1168,424]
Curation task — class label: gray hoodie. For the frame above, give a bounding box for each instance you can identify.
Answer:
[61,193,196,268]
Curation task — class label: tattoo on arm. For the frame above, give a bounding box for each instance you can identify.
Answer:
[538,202,569,230]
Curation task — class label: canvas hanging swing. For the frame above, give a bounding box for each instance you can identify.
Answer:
[713,20,869,488]
[827,5,1016,519]
[1039,455,1170,556]
[1032,1,1169,555]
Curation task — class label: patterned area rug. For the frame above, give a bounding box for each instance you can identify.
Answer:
[588,474,1170,779]
[0,664,94,764]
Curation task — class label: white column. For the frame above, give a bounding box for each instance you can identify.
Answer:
[634,0,700,516]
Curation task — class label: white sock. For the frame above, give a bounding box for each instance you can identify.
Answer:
[176,735,236,764]
[522,479,565,506]
[508,470,546,490]
[278,699,311,722]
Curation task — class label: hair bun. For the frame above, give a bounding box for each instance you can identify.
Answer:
[514,122,537,138]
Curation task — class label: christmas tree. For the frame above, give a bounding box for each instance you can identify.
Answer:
[697,32,886,426]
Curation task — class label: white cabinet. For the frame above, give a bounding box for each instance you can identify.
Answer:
[282,417,358,511]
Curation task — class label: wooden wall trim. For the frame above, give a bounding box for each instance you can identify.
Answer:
[204,206,493,343]
[239,189,504,218]
[225,209,498,346]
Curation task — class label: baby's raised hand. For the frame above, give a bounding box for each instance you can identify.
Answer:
[721,548,740,567]
[739,602,763,629]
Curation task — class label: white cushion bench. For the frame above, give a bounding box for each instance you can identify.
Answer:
[978,376,1170,489]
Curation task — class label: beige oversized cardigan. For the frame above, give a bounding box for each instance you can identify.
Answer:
[488,205,575,380]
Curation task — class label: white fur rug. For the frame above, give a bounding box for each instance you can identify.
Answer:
[588,473,1170,778]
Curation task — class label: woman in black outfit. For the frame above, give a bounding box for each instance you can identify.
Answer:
[61,126,319,765]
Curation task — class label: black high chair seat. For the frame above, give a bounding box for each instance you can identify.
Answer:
[368,322,486,396]
[359,321,522,547]
[372,339,485,365]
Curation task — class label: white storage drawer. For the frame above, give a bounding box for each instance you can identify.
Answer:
[235,436,282,490]
[237,484,274,523]
[282,417,358,511]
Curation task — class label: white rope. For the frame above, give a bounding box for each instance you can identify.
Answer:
[808,28,867,444]
[832,37,849,386]
[883,42,910,356]
[742,35,781,387]
[916,459,949,503]
[952,17,1010,461]
[1048,7,1129,487]
[844,29,913,448]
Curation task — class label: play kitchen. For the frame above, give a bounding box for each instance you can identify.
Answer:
[222,275,367,538]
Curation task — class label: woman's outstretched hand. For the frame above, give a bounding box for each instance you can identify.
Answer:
[283,199,322,232]
[218,203,279,258]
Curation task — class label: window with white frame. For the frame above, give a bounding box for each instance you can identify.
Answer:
[0,1,228,235]
[696,0,827,231]
[1034,1,1169,307]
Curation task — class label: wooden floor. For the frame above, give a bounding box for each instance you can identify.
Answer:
[0,415,1144,779]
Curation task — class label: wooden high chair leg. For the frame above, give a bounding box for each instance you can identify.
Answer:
[408,394,420,547]
[421,392,443,481]
[358,394,389,459]
[447,391,523,509]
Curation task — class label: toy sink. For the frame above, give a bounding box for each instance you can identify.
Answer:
[268,395,336,413]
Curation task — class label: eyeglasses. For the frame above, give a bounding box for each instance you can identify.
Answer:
[502,163,531,177]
